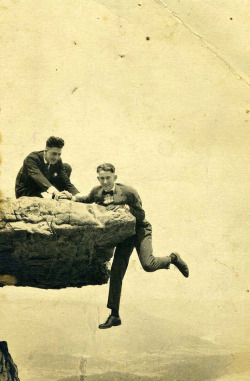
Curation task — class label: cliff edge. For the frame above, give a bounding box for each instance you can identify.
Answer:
[0,197,136,289]
[0,341,20,381]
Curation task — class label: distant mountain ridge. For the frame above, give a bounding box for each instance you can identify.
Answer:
[57,352,250,381]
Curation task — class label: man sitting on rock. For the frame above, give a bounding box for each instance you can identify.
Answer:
[15,136,79,200]
[70,163,189,329]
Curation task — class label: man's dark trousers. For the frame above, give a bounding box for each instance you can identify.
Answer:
[107,222,171,311]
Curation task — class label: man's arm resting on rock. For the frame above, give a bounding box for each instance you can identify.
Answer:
[72,190,94,203]
[25,156,79,200]
[25,157,64,199]
[47,187,66,200]
[41,187,66,200]
[24,156,53,191]
[58,165,79,195]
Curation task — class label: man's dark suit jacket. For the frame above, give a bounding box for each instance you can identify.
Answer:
[15,150,79,198]
[75,183,147,227]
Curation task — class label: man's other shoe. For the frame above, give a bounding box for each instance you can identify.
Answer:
[170,253,189,278]
[99,315,122,329]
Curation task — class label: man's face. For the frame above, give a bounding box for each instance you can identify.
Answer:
[45,147,62,165]
[97,170,117,192]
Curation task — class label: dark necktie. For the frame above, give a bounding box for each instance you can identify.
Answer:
[102,190,114,196]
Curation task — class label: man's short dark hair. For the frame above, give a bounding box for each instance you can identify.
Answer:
[46,136,65,149]
[97,163,115,173]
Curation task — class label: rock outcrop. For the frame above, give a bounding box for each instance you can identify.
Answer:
[0,342,20,381]
[0,197,136,289]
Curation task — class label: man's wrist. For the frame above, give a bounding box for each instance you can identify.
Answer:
[73,193,83,202]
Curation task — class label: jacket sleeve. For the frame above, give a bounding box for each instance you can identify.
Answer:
[57,166,79,195]
[127,188,145,222]
[24,156,53,191]
[73,188,95,203]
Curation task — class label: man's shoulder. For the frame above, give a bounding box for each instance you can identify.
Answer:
[90,185,102,194]
[25,151,44,161]
[116,183,140,196]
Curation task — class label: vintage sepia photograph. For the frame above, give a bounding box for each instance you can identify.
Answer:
[0,1,249,380]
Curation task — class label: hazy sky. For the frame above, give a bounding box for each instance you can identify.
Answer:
[1,1,249,380]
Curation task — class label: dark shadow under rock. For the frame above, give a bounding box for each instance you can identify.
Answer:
[0,197,136,289]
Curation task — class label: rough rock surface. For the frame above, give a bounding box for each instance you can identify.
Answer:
[0,197,136,289]
[0,342,20,381]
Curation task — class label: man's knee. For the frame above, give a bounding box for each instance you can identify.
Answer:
[141,262,155,273]
[63,163,72,178]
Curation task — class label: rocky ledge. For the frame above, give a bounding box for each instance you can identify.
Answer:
[0,197,136,289]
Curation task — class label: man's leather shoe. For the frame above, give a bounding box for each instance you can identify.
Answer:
[99,315,122,329]
[170,253,189,278]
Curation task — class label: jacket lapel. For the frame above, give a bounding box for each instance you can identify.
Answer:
[113,184,126,204]
[94,184,126,205]
[38,151,50,179]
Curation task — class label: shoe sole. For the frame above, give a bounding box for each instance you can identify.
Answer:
[99,321,122,329]
[171,253,189,278]
[174,264,189,277]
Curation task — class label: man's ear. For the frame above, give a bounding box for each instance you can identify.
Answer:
[97,176,101,183]
[114,175,117,181]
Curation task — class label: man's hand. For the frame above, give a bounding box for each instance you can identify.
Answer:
[53,191,72,201]
[59,191,73,200]
[72,193,84,202]
[53,191,63,201]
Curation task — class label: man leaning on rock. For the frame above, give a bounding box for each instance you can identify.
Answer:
[62,163,189,329]
[15,136,79,200]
